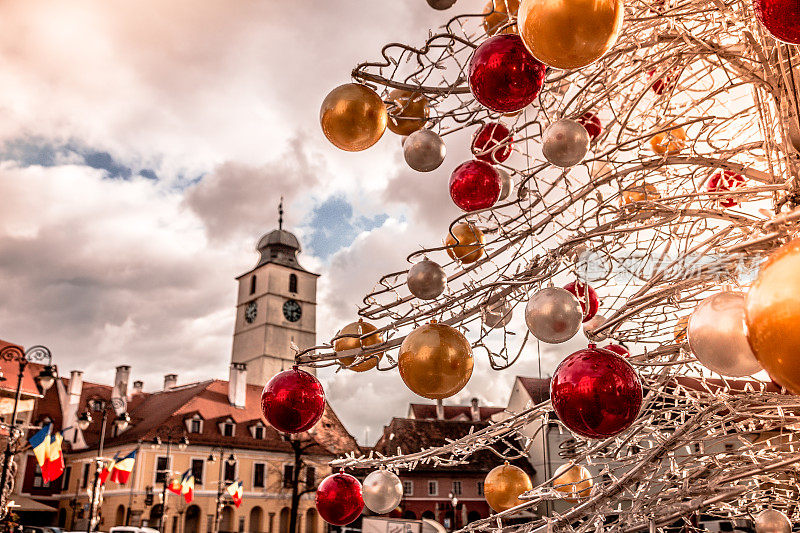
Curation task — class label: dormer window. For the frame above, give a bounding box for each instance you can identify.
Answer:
[220,417,236,437]
[251,421,266,440]
[186,414,203,434]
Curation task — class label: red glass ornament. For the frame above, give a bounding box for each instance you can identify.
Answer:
[576,112,602,141]
[603,343,630,357]
[261,367,325,434]
[563,281,599,322]
[753,0,800,44]
[647,68,677,95]
[706,170,746,208]
[316,473,364,525]
[551,345,643,439]
[472,123,513,163]
[449,160,501,211]
[468,34,547,113]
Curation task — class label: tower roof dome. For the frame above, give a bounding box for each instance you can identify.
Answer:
[254,199,307,271]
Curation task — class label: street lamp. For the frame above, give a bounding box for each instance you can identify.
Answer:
[83,397,129,533]
[151,427,189,533]
[0,344,56,520]
[208,447,236,533]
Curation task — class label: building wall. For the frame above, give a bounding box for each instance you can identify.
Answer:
[396,472,490,529]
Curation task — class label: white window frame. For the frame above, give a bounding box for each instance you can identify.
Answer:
[223,459,238,483]
[190,457,205,486]
[428,480,438,496]
[253,462,267,489]
[186,414,204,434]
[251,422,266,440]
[219,417,236,437]
[403,480,414,496]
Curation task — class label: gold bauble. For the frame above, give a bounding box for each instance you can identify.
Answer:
[483,0,520,36]
[552,463,593,501]
[484,463,533,512]
[517,0,623,69]
[398,321,474,400]
[386,89,430,136]
[445,223,485,264]
[334,319,384,372]
[745,239,800,393]
[673,315,689,344]
[621,183,661,205]
[649,125,687,155]
[320,83,388,152]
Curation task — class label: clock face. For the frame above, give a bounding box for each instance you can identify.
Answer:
[283,299,302,322]
[244,301,258,324]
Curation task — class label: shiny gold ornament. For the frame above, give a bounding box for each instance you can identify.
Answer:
[398,321,474,399]
[483,0,520,36]
[649,125,687,154]
[334,319,384,372]
[320,83,388,152]
[745,239,800,393]
[621,183,661,205]
[552,463,593,501]
[517,0,623,69]
[484,463,532,512]
[674,315,689,344]
[445,222,485,264]
[386,90,430,136]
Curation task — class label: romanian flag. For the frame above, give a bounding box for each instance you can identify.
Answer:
[41,432,64,483]
[167,474,183,494]
[180,469,194,503]
[110,450,136,485]
[28,423,51,468]
[99,454,118,485]
[226,480,243,508]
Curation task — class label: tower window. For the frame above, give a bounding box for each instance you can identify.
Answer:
[250,275,257,295]
[289,274,298,293]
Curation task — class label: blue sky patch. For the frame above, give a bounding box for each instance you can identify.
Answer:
[305,195,388,259]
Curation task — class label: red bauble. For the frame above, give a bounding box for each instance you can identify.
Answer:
[551,345,643,439]
[316,473,364,526]
[603,343,630,358]
[472,123,513,163]
[753,0,800,44]
[647,68,677,95]
[468,34,547,113]
[449,160,501,211]
[576,112,602,141]
[563,281,599,322]
[706,170,746,208]
[261,367,325,434]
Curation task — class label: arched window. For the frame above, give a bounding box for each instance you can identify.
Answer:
[289,274,298,293]
[250,275,257,295]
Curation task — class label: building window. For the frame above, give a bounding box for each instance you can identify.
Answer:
[305,466,315,488]
[289,274,298,293]
[251,423,265,440]
[238,517,245,533]
[189,414,203,434]
[477,481,484,496]
[32,464,50,488]
[403,480,413,496]
[156,456,170,484]
[451,481,462,496]
[62,466,72,491]
[250,275,257,295]
[428,480,438,496]
[221,418,235,437]
[283,465,294,488]
[191,459,204,485]
[224,461,237,483]
[81,463,91,488]
[254,463,266,488]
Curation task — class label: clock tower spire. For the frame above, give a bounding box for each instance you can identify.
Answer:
[231,203,319,386]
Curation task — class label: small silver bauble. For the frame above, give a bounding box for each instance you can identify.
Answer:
[407,258,447,300]
[542,119,590,168]
[497,168,513,201]
[482,295,513,329]
[404,129,446,172]
[688,292,762,377]
[755,509,792,533]
[363,469,404,515]
[525,287,583,344]
[426,0,457,9]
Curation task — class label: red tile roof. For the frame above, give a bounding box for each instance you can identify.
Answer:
[0,340,44,398]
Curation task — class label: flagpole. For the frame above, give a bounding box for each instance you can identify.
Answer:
[152,427,189,533]
[125,441,141,526]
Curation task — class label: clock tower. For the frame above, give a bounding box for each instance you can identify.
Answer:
[231,213,318,386]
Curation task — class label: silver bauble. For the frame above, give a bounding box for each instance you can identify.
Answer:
[497,168,513,201]
[524,287,583,344]
[404,129,446,172]
[363,469,404,515]
[755,509,792,533]
[688,292,762,377]
[407,258,447,300]
[482,295,513,329]
[542,119,590,168]
[426,0,457,9]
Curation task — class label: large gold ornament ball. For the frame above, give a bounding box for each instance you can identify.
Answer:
[484,463,533,512]
[483,0,520,36]
[445,222,485,264]
[649,125,687,154]
[334,319,384,372]
[320,83,388,152]
[552,463,593,501]
[517,0,623,69]
[745,239,800,393]
[398,321,474,400]
[387,89,430,136]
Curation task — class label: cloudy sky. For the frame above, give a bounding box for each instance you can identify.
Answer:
[0,0,577,444]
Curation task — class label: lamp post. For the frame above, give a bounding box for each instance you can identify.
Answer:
[78,396,130,533]
[150,427,188,533]
[208,446,236,533]
[0,344,56,520]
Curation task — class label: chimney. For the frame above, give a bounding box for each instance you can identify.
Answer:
[436,399,445,420]
[113,365,131,399]
[163,374,178,390]
[470,397,481,422]
[68,370,84,398]
[228,363,247,409]
[132,380,144,394]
